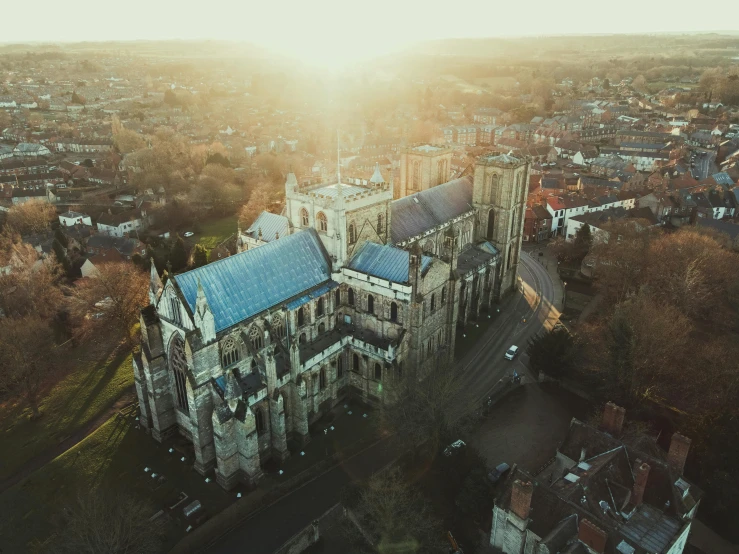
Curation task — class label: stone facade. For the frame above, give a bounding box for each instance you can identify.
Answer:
[135,153,529,490]
[398,145,454,199]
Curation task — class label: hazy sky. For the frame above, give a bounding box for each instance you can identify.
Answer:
[4,0,738,68]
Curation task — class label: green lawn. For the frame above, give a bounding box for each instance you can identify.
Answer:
[0,343,134,482]
[193,215,238,249]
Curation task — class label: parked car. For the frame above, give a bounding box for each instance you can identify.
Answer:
[504,345,519,360]
[443,439,466,457]
[487,462,511,484]
[184,231,194,237]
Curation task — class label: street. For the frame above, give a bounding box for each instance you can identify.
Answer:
[694,150,717,181]
[204,251,560,553]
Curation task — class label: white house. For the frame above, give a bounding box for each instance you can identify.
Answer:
[59,211,92,227]
[13,143,51,158]
[96,208,149,237]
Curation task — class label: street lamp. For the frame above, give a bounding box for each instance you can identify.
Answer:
[562,281,567,310]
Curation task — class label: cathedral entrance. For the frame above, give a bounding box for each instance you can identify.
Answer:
[487,209,495,240]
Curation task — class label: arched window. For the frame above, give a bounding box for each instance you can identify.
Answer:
[367,294,374,314]
[490,174,499,203]
[272,317,285,339]
[297,306,305,326]
[348,288,355,306]
[249,326,263,350]
[300,208,309,227]
[430,293,436,312]
[390,302,398,322]
[348,223,356,243]
[412,161,421,191]
[255,407,266,434]
[170,334,189,413]
[487,209,495,240]
[353,353,359,371]
[337,356,343,378]
[377,214,384,234]
[316,298,324,317]
[221,337,240,367]
[335,288,341,306]
[317,211,328,232]
[319,367,326,390]
[441,286,446,305]
[374,363,382,380]
[299,332,307,344]
[318,322,325,333]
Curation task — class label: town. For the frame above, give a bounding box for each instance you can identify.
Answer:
[0,32,738,554]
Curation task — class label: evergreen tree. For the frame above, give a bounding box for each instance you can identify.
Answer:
[54,227,69,248]
[527,326,577,380]
[192,244,209,268]
[573,223,593,260]
[168,236,188,272]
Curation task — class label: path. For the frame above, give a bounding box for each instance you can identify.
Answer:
[0,386,136,494]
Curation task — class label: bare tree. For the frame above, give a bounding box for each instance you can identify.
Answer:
[5,202,56,235]
[52,489,165,554]
[0,315,58,418]
[238,184,271,228]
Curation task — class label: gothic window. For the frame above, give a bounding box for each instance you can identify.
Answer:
[318,322,326,333]
[297,306,305,326]
[169,334,189,413]
[427,339,433,358]
[377,214,384,234]
[507,245,514,271]
[348,223,356,243]
[353,353,359,371]
[412,161,421,191]
[441,286,446,305]
[437,160,447,183]
[300,208,309,227]
[374,363,382,380]
[255,407,266,434]
[335,288,341,306]
[272,316,285,339]
[299,332,307,344]
[390,302,398,322]
[249,325,263,350]
[487,209,495,240]
[430,293,436,312]
[367,294,374,314]
[316,298,324,317]
[170,297,181,325]
[490,174,499,203]
[221,337,240,367]
[337,356,343,378]
[320,367,326,390]
[438,329,443,346]
[317,211,328,232]
[348,288,355,306]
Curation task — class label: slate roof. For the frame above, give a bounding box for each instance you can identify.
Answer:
[696,218,739,239]
[175,228,331,332]
[390,176,473,243]
[347,241,432,284]
[246,211,289,242]
[457,242,499,274]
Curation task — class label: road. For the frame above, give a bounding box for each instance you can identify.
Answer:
[205,251,560,553]
[694,150,717,181]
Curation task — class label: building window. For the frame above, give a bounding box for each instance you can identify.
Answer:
[353,353,359,371]
[377,214,384,234]
[430,293,436,312]
[320,367,326,389]
[337,356,343,378]
[255,407,266,434]
[300,208,309,227]
[335,288,341,306]
[441,286,446,305]
[367,294,374,314]
[272,316,285,339]
[348,288,355,306]
[169,334,189,413]
[299,332,307,344]
[374,363,382,380]
[318,322,325,333]
[390,302,398,322]
[250,325,264,350]
[348,223,356,243]
[170,297,181,325]
[298,306,305,326]
[317,211,328,232]
[221,337,240,367]
[316,298,324,317]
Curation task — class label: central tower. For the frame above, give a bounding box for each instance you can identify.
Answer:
[472,153,530,298]
[398,145,453,199]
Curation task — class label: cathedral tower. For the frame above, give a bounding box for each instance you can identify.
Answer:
[398,145,453,199]
[472,153,530,298]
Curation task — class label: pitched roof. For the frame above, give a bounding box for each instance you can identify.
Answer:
[390,176,473,243]
[246,211,289,242]
[347,241,432,284]
[175,228,331,332]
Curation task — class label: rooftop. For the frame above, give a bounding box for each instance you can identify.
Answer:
[347,241,432,284]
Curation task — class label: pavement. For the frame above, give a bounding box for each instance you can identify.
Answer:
[694,150,718,181]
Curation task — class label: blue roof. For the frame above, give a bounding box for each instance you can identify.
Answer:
[286,281,339,310]
[348,242,432,284]
[246,211,289,242]
[175,229,331,332]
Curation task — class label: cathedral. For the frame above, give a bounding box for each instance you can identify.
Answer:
[133,146,530,489]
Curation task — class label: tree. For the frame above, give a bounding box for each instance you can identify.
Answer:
[0,315,58,418]
[0,242,63,320]
[69,262,148,345]
[112,127,146,154]
[54,227,69,248]
[5,202,56,235]
[53,489,164,554]
[527,326,577,380]
[169,236,189,272]
[238,184,271,228]
[572,223,593,261]
[192,244,209,268]
[632,75,647,92]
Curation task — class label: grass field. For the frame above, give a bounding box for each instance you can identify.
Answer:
[193,214,238,249]
[0,340,134,482]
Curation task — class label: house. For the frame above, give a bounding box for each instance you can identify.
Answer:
[80,249,125,277]
[590,156,628,177]
[11,187,51,205]
[491,403,700,554]
[13,143,51,158]
[523,205,552,243]
[85,235,147,260]
[59,211,92,227]
[566,207,659,242]
[96,208,150,237]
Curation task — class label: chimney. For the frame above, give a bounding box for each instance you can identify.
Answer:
[667,433,691,475]
[601,401,625,436]
[510,480,534,520]
[578,519,607,554]
[632,462,650,506]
